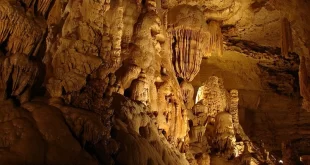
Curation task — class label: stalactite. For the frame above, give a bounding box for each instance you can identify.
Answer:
[167,5,213,82]
[19,0,54,16]
[0,19,10,43]
[0,1,15,43]
[37,0,54,16]
[170,27,206,81]
[207,21,223,56]
[281,18,293,58]
[0,1,43,56]
[0,53,38,102]
[0,56,12,99]
[0,1,42,101]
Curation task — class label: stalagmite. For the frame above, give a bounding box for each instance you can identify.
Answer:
[229,89,239,126]
[214,112,236,159]
[130,71,150,105]
[109,6,124,68]
[195,76,227,119]
[189,76,263,163]
[281,18,293,58]
[188,76,230,160]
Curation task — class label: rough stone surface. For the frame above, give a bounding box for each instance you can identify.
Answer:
[0,0,310,164]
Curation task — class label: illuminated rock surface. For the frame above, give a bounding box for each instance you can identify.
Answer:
[0,0,310,165]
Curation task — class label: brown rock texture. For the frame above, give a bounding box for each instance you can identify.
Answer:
[0,0,310,165]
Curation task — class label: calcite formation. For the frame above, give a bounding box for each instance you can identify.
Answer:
[167,5,224,82]
[180,81,195,109]
[169,26,206,81]
[229,89,239,129]
[207,21,223,57]
[0,1,45,56]
[156,80,188,141]
[0,0,310,164]
[213,112,236,159]
[0,54,38,103]
[168,5,209,81]
[130,71,150,105]
[281,18,293,59]
[195,76,227,119]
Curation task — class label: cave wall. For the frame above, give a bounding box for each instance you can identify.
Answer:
[0,0,310,165]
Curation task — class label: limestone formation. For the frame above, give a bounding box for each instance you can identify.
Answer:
[229,89,239,128]
[188,76,265,164]
[0,0,310,164]
[281,18,293,59]
[207,21,223,57]
[180,81,195,109]
[156,80,188,141]
[213,112,236,159]
[0,1,45,56]
[168,5,211,81]
[195,76,228,119]
[0,54,38,103]
[130,71,150,105]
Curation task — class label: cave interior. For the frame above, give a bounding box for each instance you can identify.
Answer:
[0,0,310,165]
